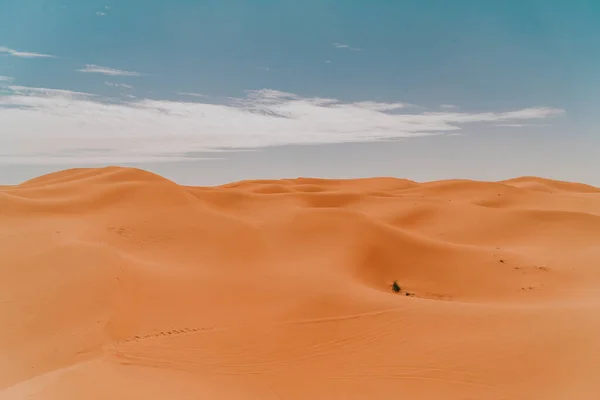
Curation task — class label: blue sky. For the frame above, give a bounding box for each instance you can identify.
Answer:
[1,0,598,184]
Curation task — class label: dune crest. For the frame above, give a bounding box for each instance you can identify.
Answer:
[2,167,600,399]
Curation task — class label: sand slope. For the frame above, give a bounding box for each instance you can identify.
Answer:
[1,167,600,399]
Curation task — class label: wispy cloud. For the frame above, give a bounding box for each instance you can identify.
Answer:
[6,85,95,98]
[441,104,458,109]
[0,85,564,164]
[496,123,527,128]
[256,66,288,72]
[105,81,133,89]
[177,92,207,98]
[332,43,362,51]
[0,76,14,82]
[495,123,550,128]
[351,101,412,111]
[97,5,110,15]
[77,64,141,76]
[0,46,55,58]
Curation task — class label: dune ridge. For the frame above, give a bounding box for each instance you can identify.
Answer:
[1,166,600,399]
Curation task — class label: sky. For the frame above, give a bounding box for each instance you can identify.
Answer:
[1,0,599,185]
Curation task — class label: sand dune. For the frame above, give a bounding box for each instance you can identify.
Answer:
[1,167,600,399]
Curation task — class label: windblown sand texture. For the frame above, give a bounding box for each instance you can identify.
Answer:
[1,167,600,399]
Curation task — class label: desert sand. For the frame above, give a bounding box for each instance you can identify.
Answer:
[1,166,600,399]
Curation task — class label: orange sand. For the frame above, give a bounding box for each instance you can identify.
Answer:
[1,167,600,399]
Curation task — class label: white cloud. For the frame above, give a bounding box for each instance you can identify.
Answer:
[0,46,56,58]
[77,64,141,76]
[332,43,362,51]
[0,76,14,82]
[96,12,107,16]
[105,81,133,89]
[0,85,564,165]
[441,104,457,109]
[325,60,332,64]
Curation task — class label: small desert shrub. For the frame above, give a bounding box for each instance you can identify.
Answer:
[391,280,401,293]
